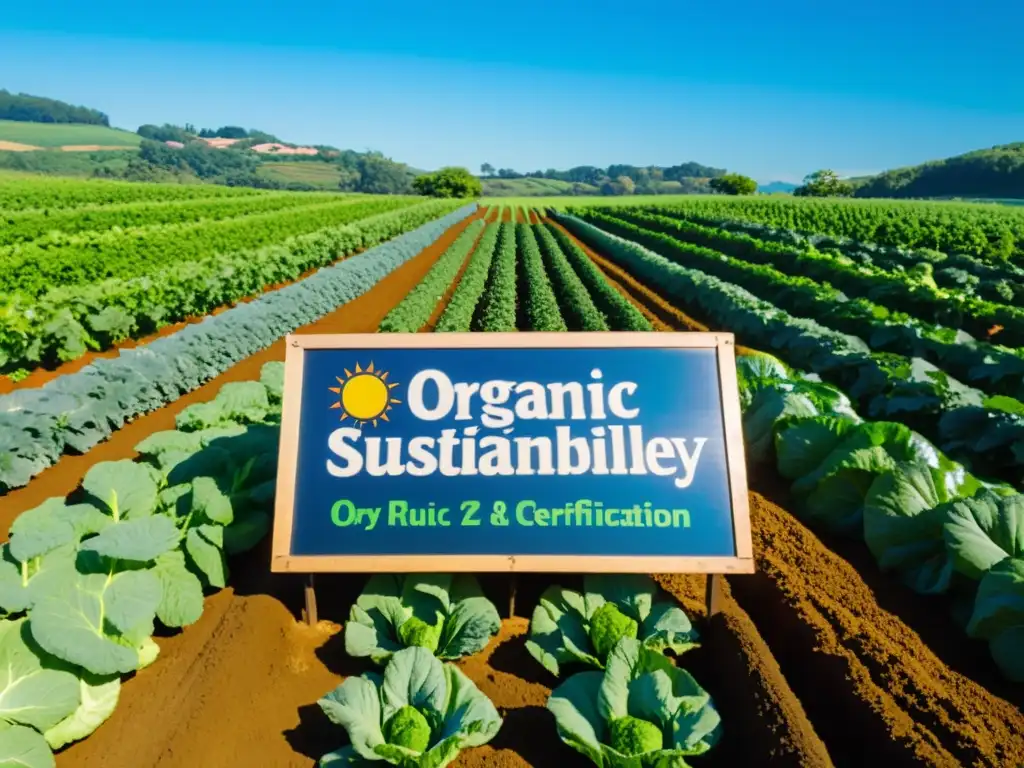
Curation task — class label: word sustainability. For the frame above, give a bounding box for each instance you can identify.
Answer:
[325,368,710,489]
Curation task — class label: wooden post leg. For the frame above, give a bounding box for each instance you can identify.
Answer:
[508,574,517,619]
[304,573,318,626]
[705,573,725,618]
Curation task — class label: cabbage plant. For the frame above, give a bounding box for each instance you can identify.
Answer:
[344,574,500,664]
[966,557,1024,682]
[547,637,721,765]
[526,575,698,677]
[317,646,501,767]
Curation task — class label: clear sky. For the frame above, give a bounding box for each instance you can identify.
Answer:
[2,0,1022,182]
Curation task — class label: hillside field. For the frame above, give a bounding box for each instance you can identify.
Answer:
[256,160,345,189]
[0,176,1021,768]
[0,119,143,149]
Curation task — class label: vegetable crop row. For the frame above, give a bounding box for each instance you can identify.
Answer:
[554,212,1024,485]
[665,210,1024,306]
[0,361,285,766]
[600,207,1024,346]
[737,351,1024,682]
[541,222,651,332]
[435,224,501,332]
[473,222,518,332]
[0,200,465,375]
[533,222,608,331]
[1,196,423,296]
[516,223,567,331]
[0,190,345,247]
[378,219,486,332]
[0,203,476,493]
[638,195,1024,261]
[0,174,265,214]
[582,209,1024,404]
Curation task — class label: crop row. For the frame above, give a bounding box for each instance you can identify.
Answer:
[554,212,1024,484]
[0,189,345,247]
[378,219,486,332]
[664,210,1024,306]
[534,222,608,331]
[516,223,567,331]
[598,207,1024,346]
[541,222,651,332]
[0,361,284,765]
[738,351,1024,682]
[0,200,464,375]
[637,196,1024,261]
[1,196,422,296]
[0,203,476,492]
[580,208,1024,404]
[0,174,265,213]
[473,222,518,332]
[435,224,502,332]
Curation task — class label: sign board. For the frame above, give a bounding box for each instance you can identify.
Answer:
[271,332,752,574]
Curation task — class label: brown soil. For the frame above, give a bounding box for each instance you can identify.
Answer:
[515,208,527,224]
[528,210,540,225]
[501,208,512,223]
[59,145,137,152]
[0,140,39,151]
[420,221,489,332]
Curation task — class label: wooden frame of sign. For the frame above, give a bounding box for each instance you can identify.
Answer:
[271,332,753,622]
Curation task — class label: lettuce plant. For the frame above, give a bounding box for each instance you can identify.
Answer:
[526,575,698,677]
[547,637,721,766]
[317,646,502,767]
[965,557,1024,681]
[344,574,500,664]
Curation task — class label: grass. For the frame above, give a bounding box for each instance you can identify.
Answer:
[0,120,143,148]
[256,161,343,189]
[481,177,600,197]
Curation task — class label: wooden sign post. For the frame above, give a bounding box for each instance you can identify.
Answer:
[271,332,753,623]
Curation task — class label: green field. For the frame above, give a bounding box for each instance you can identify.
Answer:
[0,120,143,148]
[256,160,343,189]
[481,176,600,196]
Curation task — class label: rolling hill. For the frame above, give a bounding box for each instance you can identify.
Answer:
[758,181,798,194]
[0,119,142,150]
[853,141,1024,199]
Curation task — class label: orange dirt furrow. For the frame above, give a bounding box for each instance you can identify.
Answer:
[420,221,491,332]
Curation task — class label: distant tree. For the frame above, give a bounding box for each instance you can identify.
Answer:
[137,123,193,143]
[413,167,483,198]
[616,175,636,194]
[497,168,521,179]
[709,173,758,195]
[480,162,495,177]
[0,89,109,126]
[794,169,854,197]
[349,153,412,194]
[212,126,249,139]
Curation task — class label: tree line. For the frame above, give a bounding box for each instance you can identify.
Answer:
[0,90,110,126]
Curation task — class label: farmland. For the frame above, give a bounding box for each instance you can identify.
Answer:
[0,120,143,149]
[0,178,1022,768]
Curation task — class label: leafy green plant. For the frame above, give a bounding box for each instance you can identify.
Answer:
[526,575,698,677]
[942,492,1024,580]
[547,637,721,765]
[516,222,567,331]
[473,222,517,332]
[434,223,500,332]
[533,222,608,331]
[0,204,475,492]
[316,646,502,767]
[965,557,1024,681]
[344,574,500,664]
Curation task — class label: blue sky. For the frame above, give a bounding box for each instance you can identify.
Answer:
[2,0,1022,182]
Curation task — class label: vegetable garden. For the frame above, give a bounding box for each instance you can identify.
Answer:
[0,177,1021,768]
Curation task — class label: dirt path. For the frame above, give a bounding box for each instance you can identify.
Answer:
[420,221,490,332]
[3,211,483,524]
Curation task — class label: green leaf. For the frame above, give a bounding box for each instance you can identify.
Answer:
[8,500,77,563]
[525,586,602,677]
[318,674,386,762]
[436,596,500,661]
[988,625,1024,682]
[43,674,120,750]
[380,646,447,724]
[966,557,1024,640]
[260,362,285,403]
[943,492,1024,580]
[0,619,79,732]
[743,389,819,464]
[152,550,204,628]
[189,477,234,526]
[641,602,700,656]
[775,416,857,482]
[81,460,159,521]
[0,722,55,768]
[28,570,159,676]
[222,511,271,555]
[79,515,181,562]
[185,526,227,588]
[437,663,502,749]
[547,672,607,766]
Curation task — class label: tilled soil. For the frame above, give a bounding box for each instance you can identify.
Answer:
[6,212,1020,768]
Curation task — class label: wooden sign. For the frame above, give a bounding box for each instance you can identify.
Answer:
[271,333,752,574]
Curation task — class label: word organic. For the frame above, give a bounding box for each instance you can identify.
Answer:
[325,368,709,489]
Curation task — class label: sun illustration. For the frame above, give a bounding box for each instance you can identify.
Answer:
[329,362,401,427]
